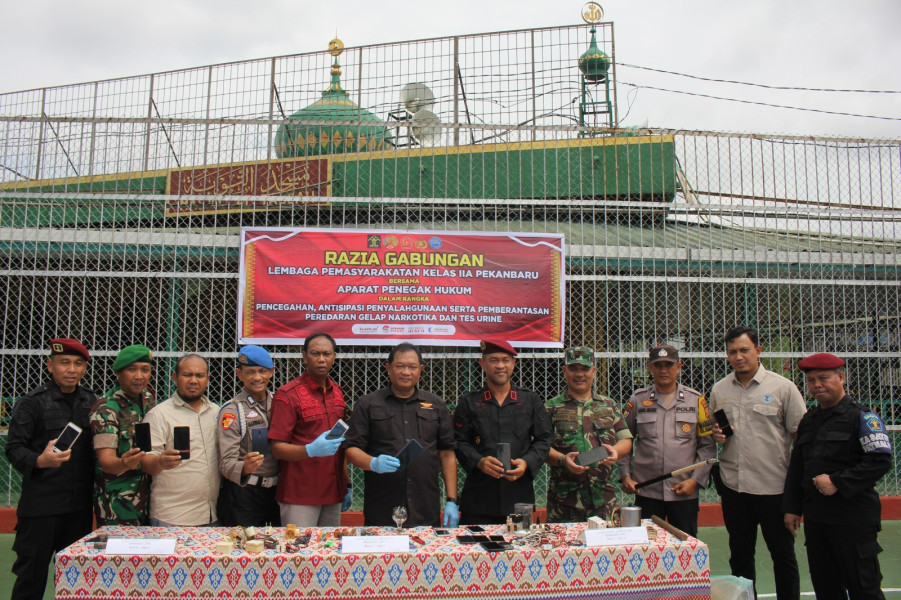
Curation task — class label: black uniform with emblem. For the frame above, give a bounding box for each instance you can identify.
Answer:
[343,386,455,527]
[217,346,280,526]
[5,339,97,600]
[783,353,893,600]
[454,385,554,523]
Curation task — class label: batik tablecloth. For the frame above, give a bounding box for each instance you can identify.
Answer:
[55,522,710,599]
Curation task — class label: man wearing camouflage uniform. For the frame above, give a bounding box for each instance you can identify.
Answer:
[90,345,156,525]
[546,346,632,522]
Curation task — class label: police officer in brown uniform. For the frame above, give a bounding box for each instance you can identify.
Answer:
[217,345,281,526]
[618,345,716,536]
[783,353,892,600]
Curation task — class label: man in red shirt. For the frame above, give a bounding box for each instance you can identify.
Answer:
[269,333,350,526]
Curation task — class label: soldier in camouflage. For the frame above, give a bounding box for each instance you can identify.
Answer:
[546,346,632,522]
[90,345,156,525]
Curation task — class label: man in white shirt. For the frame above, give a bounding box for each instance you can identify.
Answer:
[141,354,220,526]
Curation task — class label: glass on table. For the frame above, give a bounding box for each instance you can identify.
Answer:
[392,506,408,531]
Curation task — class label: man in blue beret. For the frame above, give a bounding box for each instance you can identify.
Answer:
[6,338,97,600]
[783,353,892,600]
[217,345,281,526]
[90,344,156,525]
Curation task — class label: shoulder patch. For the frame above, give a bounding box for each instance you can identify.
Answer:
[859,411,892,455]
[221,412,236,431]
[623,401,633,418]
[697,396,714,437]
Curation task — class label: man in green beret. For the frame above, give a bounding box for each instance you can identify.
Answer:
[90,345,156,525]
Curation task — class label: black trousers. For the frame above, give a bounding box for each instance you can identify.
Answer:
[720,484,799,600]
[218,479,281,527]
[12,509,93,600]
[634,495,699,537]
[804,521,885,600]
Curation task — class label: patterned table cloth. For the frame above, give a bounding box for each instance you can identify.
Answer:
[55,522,710,599]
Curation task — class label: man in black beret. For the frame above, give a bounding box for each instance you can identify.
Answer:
[783,353,892,600]
[453,339,553,524]
[5,338,98,600]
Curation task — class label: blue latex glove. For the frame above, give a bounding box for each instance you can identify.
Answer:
[306,431,343,458]
[443,501,460,527]
[370,454,400,474]
[341,489,352,511]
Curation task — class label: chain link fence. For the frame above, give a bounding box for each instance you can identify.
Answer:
[1,24,899,509]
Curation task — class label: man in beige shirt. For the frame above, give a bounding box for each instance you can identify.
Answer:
[710,326,807,600]
[141,354,220,526]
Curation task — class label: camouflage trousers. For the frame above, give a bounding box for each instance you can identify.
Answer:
[546,483,618,523]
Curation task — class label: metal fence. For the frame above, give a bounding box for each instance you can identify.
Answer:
[1,24,900,509]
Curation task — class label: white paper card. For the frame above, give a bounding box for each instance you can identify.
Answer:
[584,527,649,547]
[341,535,410,554]
[105,537,177,555]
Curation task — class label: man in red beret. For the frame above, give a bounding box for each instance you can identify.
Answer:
[5,338,97,600]
[453,339,553,524]
[783,353,892,600]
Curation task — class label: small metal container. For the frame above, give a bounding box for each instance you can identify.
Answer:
[620,506,642,527]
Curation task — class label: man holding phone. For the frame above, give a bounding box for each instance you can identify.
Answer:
[217,345,280,526]
[6,338,97,600]
[90,344,156,525]
[141,354,220,526]
[454,340,553,525]
[269,333,350,527]
[710,326,807,600]
[344,342,459,528]
[547,346,633,523]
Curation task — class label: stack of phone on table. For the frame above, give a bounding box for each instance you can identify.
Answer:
[53,422,82,452]
[326,419,349,440]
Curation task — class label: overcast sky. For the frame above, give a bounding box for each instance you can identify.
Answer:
[1,0,899,139]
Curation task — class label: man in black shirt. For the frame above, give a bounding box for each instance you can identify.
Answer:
[454,339,554,524]
[5,338,97,600]
[344,343,459,527]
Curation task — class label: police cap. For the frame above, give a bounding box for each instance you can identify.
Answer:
[238,345,274,369]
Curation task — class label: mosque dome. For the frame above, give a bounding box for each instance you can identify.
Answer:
[274,39,391,158]
[579,27,610,83]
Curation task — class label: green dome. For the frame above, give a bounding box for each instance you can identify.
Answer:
[579,27,610,83]
[274,59,391,157]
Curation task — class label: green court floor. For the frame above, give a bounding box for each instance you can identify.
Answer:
[1,522,899,599]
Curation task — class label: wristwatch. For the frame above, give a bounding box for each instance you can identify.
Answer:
[446,497,457,503]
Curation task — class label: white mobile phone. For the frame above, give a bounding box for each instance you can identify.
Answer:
[52,422,83,452]
[325,419,349,440]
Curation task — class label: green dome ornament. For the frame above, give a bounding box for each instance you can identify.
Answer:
[579,26,610,83]
[274,38,391,158]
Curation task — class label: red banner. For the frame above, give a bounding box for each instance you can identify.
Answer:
[238,228,565,347]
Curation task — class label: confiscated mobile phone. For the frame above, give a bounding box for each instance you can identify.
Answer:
[251,427,270,456]
[134,422,152,453]
[52,422,82,452]
[465,525,485,533]
[173,426,191,460]
[456,535,490,544]
[395,438,424,468]
[487,535,506,542]
[480,541,513,552]
[714,409,734,437]
[433,528,450,536]
[326,418,349,440]
[497,442,512,471]
[576,445,611,466]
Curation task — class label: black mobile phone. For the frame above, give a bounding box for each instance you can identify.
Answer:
[480,541,513,552]
[53,422,82,452]
[487,535,506,542]
[173,426,191,460]
[134,422,152,452]
[497,442,512,471]
[433,528,450,536]
[251,427,270,456]
[465,525,485,532]
[395,438,424,468]
[326,418,349,440]
[576,445,610,466]
[714,409,734,437]
[456,535,490,544]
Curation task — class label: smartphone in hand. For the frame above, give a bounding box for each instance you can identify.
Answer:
[52,422,82,452]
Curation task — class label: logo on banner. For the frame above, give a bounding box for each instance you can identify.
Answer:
[429,237,442,249]
[367,235,381,249]
[383,236,398,249]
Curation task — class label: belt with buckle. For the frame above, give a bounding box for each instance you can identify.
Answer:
[246,475,279,488]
